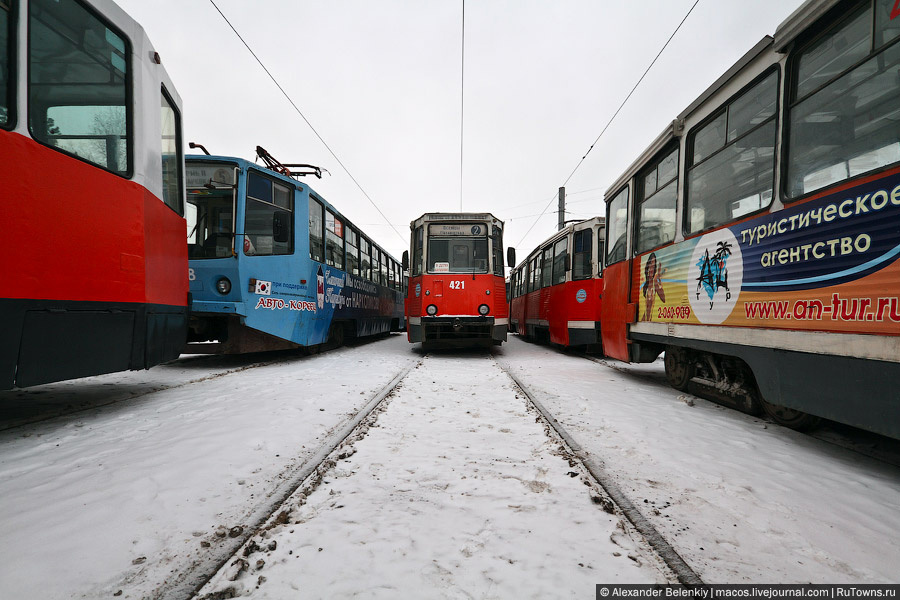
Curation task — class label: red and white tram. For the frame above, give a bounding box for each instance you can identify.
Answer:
[0,0,188,388]
[403,213,510,348]
[509,217,605,348]
[599,0,900,439]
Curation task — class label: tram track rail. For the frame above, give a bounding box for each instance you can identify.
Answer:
[142,359,420,600]
[492,350,705,587]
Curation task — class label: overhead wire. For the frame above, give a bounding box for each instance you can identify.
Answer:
[515,0,702,248]
[460,0,466,211]
[207,0,407,244]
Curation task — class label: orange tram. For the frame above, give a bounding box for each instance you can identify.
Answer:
[403,213,510,349]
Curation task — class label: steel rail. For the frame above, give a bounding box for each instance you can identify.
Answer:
[143,359,421,600]
[494,353,705,586]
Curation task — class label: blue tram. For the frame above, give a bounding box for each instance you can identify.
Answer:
[185,149,404,353]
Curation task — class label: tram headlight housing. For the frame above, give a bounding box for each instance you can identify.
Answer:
[216,277,232,295]
[478,304,490,316]
[426,304,438,316]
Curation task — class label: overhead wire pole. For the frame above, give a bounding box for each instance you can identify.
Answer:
[460,0,466,211]
[515,0,702,248]
[207,0,407,245]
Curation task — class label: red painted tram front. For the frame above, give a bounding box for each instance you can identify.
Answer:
[404,213,509,348]
[0,0,188,388]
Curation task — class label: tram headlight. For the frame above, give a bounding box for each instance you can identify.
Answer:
[216,277,232,295]
[478,304,490,316]
[426,304,438,316]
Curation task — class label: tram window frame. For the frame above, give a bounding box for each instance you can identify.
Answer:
[605,186,630,266]
[345,225,360,277]
[492,226,505,276]
[597,234,605,276]
[28,0,133,177]
[325,209,344,269]
[372,248,381,285]
[785,1,900,200]
[244,170,294,256]
[635,145,678,254]
[412,225,424,276]
[540,246,553,288]
[552,238,568,285]
[1,0,15,130]
[685,68,778,235]
[528,255,539,293]
[572,229,592,280]
[308,197,325,263]
[160,86,183,215]
[360,237,371,281]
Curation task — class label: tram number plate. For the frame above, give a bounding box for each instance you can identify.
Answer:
[449,280,465,290]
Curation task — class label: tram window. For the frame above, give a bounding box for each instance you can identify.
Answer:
[360,238,371,280]
[796,6,870,100]
[541,246,552,288]
[427,237,488,273]
[526,257,535,293]
[606,187,629,265]
[552,238,567,285]
[1,1,12,129]
[160,88,183,215]
[309,198,324,262]
[412,226,423,276]
[245,172,293,256]
[572,229,592,280]
[686,70,777,234]
[346,226,359,277]
[597,236,605,275]
[325,210,344,269]
[876,0,900,47]
[636,146,678,254]
[29,0,130,175]
[492,226,504,276]
[787,5,900,198]
[373,249,382,284]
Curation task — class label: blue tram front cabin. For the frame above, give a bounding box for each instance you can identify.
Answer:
[185,152,404,353]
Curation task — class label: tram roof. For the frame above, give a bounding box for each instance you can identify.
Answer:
[411,213,503,228]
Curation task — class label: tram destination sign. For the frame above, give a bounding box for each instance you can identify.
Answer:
[429,223,486,236]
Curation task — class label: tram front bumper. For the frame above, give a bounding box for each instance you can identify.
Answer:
[408,316,506,346]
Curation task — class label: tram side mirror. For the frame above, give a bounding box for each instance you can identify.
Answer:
[402,250,409,271]
[272,210,290,243]
[507,247,516,267]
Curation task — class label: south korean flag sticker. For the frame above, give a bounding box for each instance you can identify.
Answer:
[255,280,272,295]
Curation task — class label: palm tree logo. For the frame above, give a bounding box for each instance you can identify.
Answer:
[695,240,732,309]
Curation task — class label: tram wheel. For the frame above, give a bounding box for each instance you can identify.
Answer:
[760,400,821,432]
[326,323,345,350]
[664,346,693,391]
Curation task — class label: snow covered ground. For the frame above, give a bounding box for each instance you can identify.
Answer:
[497,338,900,583]
[196,352,669,599]
[0,334,898,600]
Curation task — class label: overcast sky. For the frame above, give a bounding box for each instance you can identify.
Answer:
[118,0,807,262]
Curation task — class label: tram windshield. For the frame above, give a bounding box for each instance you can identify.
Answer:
[186,162,236,259]
[426,223,489,274]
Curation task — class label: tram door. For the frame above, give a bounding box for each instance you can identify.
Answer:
[600,186,632,361]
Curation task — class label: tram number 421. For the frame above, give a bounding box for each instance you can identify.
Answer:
[449,280,465,290]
